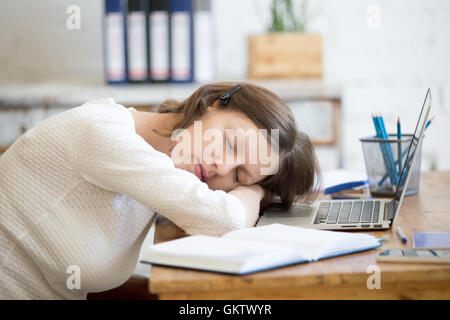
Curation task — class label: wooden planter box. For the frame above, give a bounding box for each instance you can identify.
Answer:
[248,33,322,79]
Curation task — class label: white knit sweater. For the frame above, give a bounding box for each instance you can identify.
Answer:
[0,98,246,300]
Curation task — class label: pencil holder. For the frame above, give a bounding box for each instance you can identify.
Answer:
[359,134,422,197]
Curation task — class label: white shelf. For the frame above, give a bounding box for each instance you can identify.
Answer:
[0,79,341,108]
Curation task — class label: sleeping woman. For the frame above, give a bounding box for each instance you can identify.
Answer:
[0,82,319,299]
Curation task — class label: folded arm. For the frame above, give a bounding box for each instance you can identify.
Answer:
[229,184,265,228]
[71,118,247,236]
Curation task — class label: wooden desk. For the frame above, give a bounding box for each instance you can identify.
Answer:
[149,171,450,300]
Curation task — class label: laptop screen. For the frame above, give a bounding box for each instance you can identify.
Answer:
[394,89,431,201]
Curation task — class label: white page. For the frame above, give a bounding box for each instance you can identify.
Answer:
[143,234,299,274]
[224,224,379,261]
[143,224,380,274]
[148,235,288,260]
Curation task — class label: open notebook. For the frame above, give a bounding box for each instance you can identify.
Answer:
[141,224,381,275]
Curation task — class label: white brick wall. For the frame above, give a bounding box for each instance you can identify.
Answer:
[0,0,449,170]
[0,0,103,84]
[213,0,450,171]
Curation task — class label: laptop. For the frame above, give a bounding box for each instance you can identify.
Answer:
[257,89,432,231]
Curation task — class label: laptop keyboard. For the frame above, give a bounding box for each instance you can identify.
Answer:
[338,202,352,224]
[314,200,382,225]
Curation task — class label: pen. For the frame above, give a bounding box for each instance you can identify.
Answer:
[397,117,402,174]
[396,226,407,244]
[425,115,435,130]
[380,115,435,185]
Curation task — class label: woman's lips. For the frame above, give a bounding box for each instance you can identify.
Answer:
[194,163,207,182]
[194,164,204,182]
[200,164,208,182]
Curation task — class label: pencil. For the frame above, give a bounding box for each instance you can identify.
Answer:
[397,117,402,174]
[377,114,399,184]
[425,115,435,130]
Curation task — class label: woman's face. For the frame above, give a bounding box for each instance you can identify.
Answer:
[171,105,278,192]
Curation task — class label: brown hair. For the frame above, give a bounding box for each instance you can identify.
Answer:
[156,82,321,210]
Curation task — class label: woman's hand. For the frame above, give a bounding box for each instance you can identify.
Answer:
[229,184,265,228]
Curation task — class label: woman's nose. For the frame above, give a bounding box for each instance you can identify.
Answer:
[214,162,238,177]
[207,145,242,179]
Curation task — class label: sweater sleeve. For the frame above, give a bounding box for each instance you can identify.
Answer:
[71,114,246,236]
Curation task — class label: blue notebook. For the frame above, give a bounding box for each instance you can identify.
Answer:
[104,0,129,84]
[141,224,381,275]
[169,0,194,82]
[149,0,171,82]
[321,170,369,195]
[127,0,148,82]
[413,232,450,249]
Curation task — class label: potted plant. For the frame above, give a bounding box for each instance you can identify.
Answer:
[248,0,322,79]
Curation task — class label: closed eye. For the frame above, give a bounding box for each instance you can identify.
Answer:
[226,137,234,152]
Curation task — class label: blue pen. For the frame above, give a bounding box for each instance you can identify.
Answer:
[396,226,407,244]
